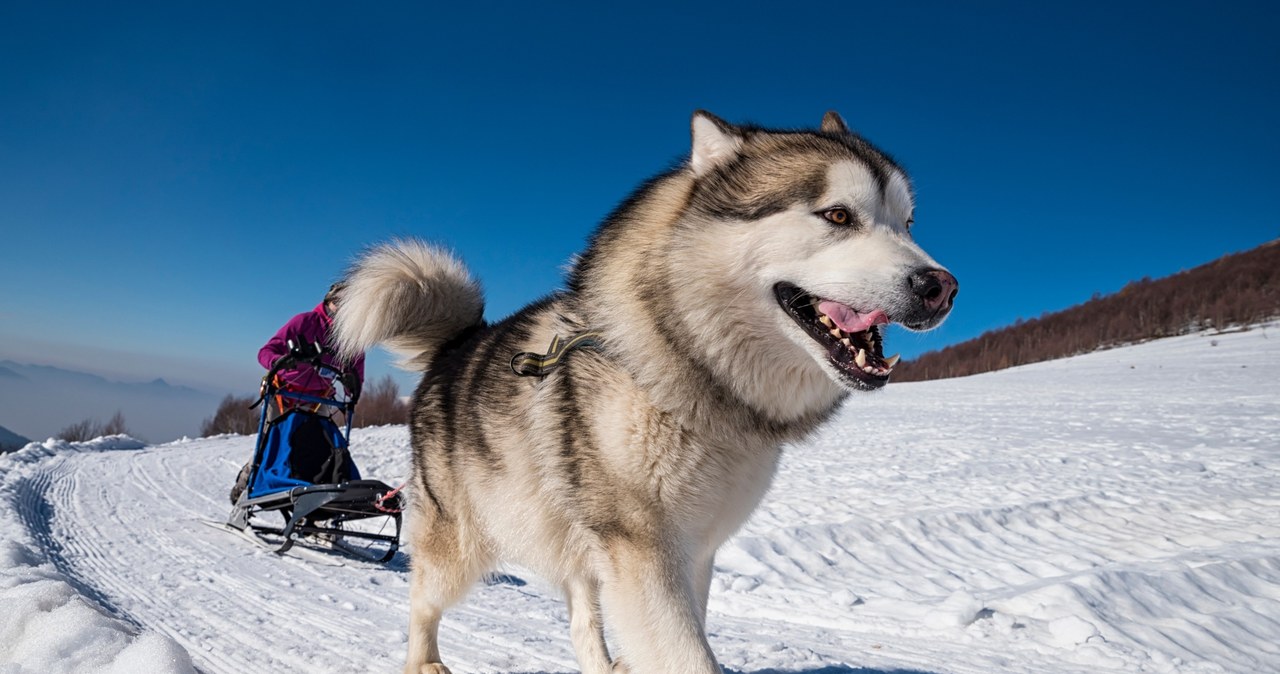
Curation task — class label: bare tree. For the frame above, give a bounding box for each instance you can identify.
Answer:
[200,395,259,436]
[57,418,100,442]
[102,410,129,436]
[354,375,409,427]
[57,411,133,441]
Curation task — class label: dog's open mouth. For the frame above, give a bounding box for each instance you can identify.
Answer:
[774,282,900,390]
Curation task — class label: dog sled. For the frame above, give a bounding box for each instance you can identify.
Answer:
[225,344,403,563]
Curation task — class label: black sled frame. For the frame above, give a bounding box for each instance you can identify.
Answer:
[227,347,403,563]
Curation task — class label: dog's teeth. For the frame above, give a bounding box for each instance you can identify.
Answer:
[862,365,875,374]
[829,328,844,339]
[854,349,867,367]
[841,337,852,347]
[884,353,901,368]
[819,315,834,328]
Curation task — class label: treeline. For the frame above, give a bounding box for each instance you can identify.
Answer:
[200,375,410,436]
[893,240,1280,382]
[58,411,132,442]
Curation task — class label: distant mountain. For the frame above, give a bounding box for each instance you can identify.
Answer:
[0,362,211,400]
[0,362,235,443]
[0,425,31,453]
[0,365,27,380]
[894,240,1280,382]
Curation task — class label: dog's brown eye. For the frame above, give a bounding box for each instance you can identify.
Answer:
[822,208,852,225]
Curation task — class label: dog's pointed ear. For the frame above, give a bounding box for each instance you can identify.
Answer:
[690,110,743,176]
[821,110,851,134]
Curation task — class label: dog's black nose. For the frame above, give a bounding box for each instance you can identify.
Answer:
[909,268,958,312]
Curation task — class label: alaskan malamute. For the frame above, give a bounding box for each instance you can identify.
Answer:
[334,111,957,674]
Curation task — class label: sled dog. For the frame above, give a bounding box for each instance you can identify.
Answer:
[333,111,957,674]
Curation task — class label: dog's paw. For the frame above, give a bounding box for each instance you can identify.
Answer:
[611,660,631,674]
[408,665,452,674]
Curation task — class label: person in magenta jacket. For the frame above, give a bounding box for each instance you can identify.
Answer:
[259,283,366,399]
[230,284,365,504]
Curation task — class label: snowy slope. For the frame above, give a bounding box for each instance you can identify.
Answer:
[2,326,1278,674]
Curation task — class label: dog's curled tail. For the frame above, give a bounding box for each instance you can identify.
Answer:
[332,238,483,372]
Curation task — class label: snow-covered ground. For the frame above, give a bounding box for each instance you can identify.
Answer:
[2,326,1278,674]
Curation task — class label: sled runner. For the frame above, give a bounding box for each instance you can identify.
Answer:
[226,344,403,563]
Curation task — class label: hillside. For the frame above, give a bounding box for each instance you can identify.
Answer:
[894,240,1280,382]
[0,425,30,453]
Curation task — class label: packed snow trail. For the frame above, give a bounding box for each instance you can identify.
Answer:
[2,326,1278,673]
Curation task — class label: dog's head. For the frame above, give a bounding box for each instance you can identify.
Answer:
[676,111,957,394]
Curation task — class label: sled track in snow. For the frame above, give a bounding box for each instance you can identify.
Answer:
[16,437,593,673]
[721,488,1280,671]
[12,462,146,631]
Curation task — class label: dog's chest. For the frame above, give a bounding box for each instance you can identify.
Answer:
[591,387,782,537]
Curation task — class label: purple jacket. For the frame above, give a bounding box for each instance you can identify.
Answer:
[258,302,365,397]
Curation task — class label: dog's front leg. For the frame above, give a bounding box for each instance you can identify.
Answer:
[692,552,716,630]
[565,576,613,674]
[404,578,451,674]
[402,508,488,674]
[600,539,720,674]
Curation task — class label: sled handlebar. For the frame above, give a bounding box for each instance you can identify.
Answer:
[258,341,361,406]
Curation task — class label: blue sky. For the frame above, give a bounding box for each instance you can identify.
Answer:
[1,1,1277,397]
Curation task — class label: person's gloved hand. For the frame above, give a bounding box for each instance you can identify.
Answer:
[340,371,361,400]
[290,341,322,359]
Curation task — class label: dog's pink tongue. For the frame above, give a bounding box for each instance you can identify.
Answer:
[818,301,889,333]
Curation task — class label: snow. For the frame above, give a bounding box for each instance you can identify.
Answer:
[1,326,1278,673]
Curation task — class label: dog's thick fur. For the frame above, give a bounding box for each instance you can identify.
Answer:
[333,111,956,674]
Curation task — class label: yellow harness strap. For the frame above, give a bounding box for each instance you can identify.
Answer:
[510,331,603,377]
